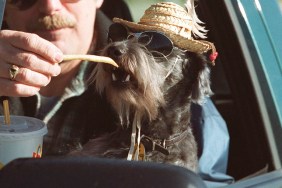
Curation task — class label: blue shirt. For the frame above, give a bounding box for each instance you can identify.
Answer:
[192,99,234,187]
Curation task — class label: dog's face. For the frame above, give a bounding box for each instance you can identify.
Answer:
[91,23,212,126]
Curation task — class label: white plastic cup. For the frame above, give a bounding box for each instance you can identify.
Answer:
[0,115,47,169]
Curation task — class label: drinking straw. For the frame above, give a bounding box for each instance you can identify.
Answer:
[3,99,10,125]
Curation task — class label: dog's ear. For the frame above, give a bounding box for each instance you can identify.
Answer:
[186,52,213,104]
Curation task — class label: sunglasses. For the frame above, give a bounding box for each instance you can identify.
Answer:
[7,0,81,11]
[108,23,174,57]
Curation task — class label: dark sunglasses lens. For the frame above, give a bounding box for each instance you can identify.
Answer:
[139,32,173,57]
[108,23,128,42]
[9,0,37,10]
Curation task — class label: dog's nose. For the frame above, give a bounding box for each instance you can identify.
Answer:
[107,46,125,58]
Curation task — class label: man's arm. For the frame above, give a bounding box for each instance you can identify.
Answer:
[191,98,234,187]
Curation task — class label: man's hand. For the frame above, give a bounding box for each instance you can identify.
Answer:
[0,30,62,97]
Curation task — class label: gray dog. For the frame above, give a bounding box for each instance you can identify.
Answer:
[71,2,217,172]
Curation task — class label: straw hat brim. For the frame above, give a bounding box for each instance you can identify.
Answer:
[113,18,212,54]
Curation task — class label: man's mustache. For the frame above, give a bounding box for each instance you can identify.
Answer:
[28,14,76,31]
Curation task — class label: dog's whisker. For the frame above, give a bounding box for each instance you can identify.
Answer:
[165,56,180,79]
[150,50,167,58]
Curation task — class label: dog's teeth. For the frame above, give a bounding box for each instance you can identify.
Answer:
[112,73,117,81]
[125,75,130,82]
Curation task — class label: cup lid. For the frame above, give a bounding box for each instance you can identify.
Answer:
[0,116,47,140]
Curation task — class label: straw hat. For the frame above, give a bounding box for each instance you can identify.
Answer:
[113,1,216,55]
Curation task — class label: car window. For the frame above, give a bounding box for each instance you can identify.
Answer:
[228,0,282,168]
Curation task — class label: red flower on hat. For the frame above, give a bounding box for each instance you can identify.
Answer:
[209,52,218,65]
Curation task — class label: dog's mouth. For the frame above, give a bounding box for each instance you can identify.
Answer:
[110,67,135,85]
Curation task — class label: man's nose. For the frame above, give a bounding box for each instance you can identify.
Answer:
[38,0,64,14]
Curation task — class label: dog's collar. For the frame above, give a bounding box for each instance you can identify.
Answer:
[140,128,189,155]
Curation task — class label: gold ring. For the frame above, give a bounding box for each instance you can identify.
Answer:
[9,64,20,81]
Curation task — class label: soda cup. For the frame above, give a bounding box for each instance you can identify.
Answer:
[0,115,47,169]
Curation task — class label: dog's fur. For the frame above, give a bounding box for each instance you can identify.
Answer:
[70,28,213,172]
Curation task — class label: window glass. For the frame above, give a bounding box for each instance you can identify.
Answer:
[124,0,186,21]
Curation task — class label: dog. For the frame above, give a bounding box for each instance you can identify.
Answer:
[70,1,216,172]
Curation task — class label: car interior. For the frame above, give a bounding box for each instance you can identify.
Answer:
[0,0,280,187]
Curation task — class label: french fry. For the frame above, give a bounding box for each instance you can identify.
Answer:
[63,54,118,67]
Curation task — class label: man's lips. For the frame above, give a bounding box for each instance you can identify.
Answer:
[33,28,69,39]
